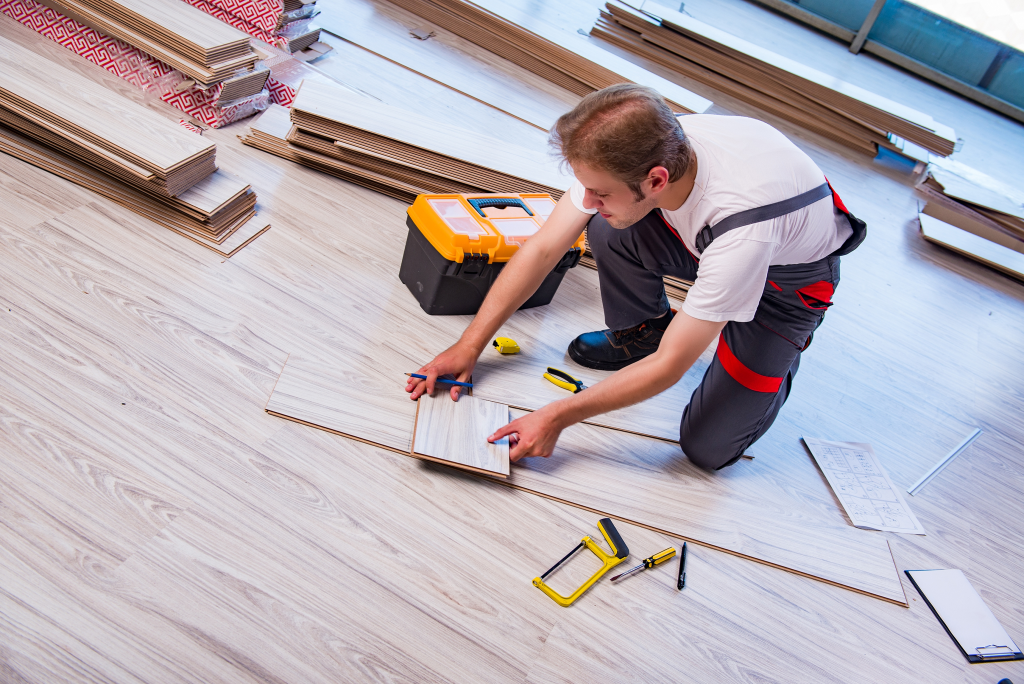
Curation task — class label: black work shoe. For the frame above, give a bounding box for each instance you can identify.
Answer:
[567,311,674,371]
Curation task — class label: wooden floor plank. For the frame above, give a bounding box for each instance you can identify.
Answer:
[412,393,511,477]
[263,353,904,602]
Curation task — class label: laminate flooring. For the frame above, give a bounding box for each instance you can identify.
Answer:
[3,3,1024,680]
[265,351,905,602]
[412,393,511,477]
[471,335,707,442]
[316,0,581,131]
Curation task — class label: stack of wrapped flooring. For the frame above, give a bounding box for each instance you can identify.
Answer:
[242,79,570,202]
[385,0,711,115]
[0,19,267,256]
[182,0,322,55]
[38,0,264,90]
[595,1,957,157]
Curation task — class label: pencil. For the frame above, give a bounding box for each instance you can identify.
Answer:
[406,373,473,388]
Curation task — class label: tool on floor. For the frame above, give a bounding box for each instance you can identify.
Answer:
[533,517,629,607]
[610,547,676,583]
[492,337,520,354]
[543,367,586,394]
[406,373,473,388]
[677,542,687,590]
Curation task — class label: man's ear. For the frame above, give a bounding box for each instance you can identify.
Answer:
[647,166,671,194]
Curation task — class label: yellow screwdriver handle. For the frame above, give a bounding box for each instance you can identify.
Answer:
[642,547,676,569]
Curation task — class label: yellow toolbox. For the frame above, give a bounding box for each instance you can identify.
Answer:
[400,193,584,315]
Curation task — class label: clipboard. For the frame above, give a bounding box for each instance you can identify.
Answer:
[906,569,1024,663]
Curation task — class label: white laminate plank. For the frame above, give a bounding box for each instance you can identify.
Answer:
[471,344,701,442]
[506,409,907,604]
[920,213,1024,281]
[412,393,510,477]
[290,78,571,191]
[266,355,419,453]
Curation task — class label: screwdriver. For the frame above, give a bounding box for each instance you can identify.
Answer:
[610,547,676,583]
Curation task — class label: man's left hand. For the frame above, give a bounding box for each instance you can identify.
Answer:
[488,406,563,462]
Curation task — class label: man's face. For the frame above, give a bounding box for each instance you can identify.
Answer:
[574,163,660,229]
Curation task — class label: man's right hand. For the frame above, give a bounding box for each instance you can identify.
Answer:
[405,341,480,401]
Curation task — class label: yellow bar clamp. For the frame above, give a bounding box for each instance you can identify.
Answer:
[533,518,629,607]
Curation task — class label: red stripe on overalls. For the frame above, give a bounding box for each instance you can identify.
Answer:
[716,333,783,393]
[824,176,849,215]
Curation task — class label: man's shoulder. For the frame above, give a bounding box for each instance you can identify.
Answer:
[677,113,780,138]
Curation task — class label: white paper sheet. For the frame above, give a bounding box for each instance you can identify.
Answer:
[803,438,926,535]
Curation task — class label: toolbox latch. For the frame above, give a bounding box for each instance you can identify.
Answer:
[458,253,489,276]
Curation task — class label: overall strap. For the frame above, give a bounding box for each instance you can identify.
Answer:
[694,182,832,254]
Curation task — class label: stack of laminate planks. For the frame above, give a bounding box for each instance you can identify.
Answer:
[385,0,711,115]
[594,1,957,157]
[916,155,1024,279]
[38,0,265,91]
[0,16,267,256]
[242,79,571,202]
[917,156,1024,244]
[181,0,322,55]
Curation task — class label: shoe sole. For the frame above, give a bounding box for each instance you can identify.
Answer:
[567,342,651,371]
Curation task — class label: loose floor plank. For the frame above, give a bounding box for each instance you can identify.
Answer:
[412,393,511,477]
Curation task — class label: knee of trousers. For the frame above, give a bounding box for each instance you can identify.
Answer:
[678,407,745,471]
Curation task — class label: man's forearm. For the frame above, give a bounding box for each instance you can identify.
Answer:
[457,238,563,351]
[543,313,727,429]
[547,352,686,427]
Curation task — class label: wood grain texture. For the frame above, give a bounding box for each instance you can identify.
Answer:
[387,0,712,114]
[290,77,572,193]
[266,354,419,453]
[412,393,510,477]
[919,212,1024,281]
[506,408,906,603]
[0,15,216,180]
[471,342,706,442]
[599,0,956,155]
[265,355,902,601]
[2,6,1024,680]
[317,0,582,131]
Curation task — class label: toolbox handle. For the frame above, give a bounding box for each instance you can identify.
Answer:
[467,197,534,217]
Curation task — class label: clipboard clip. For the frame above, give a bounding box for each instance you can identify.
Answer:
[975,645,1017,659]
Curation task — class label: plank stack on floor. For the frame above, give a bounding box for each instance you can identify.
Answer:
[917,156,1024,246]
[0,16,267,256]
[242,78,571,201]
[594,0,957,157]
[385,0,711,115]
[37,0,265,92]
[916,155,1024,280]
[181,0,322,55]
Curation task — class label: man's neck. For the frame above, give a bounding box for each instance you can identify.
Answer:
[657,152,699,213]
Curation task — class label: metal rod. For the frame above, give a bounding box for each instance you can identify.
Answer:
[907,428,982,496]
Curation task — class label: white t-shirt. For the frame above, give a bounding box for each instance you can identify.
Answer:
[568,114,852,323]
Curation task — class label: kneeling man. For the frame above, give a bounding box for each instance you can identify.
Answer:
[406,84,865,469]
